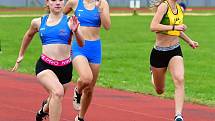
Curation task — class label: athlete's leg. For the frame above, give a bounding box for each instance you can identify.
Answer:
[63,82,71,92]
[37,70,65,121]
[72,55,93,112]
[37,66,72,115]
[168,56,184,115]
[41,96,51,113]
[151,66,167,94]
[78,63,100,118]
[73,56,93,93]
[41,83,70,114]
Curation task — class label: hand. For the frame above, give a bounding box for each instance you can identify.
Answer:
[175,24,187,31]
[70,16,80,32]
[11,56,23,72]
[189,40,199,49]
[95,0,103,12]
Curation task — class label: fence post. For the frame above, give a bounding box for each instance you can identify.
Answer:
[136,0,140,8]
[133,0,141,16]
[130,0,135,8]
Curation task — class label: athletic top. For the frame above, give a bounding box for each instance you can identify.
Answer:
[39,15,72,45]
[160,0,184,36]
[74,0,101,27]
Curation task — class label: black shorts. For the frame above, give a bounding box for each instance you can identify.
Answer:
[35,58,73,84]
[150,45,183,68]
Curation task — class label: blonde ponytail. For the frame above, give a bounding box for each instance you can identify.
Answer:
[149,0,165,12]
[149,0,165,8]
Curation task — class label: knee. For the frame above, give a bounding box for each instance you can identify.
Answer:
[174,76,184,88]
[51,87,65,100]
[79,74,93,87]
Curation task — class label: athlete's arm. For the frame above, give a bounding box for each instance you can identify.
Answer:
[69,16,84,47]
[74,28,84,47]
[97,0,111,30]
[150,3,171,32]
[11,18,39,71]
[180,31,199,49]
[150,3,186,32]
[64,0,78,15]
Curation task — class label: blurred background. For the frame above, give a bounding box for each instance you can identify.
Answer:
[0,0,215,8]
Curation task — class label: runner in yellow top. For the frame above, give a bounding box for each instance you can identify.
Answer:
[160,0,183,36]
[150,0,199,121]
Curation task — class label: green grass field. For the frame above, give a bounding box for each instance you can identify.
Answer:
[0,10,46,15]
[0,14,215,106]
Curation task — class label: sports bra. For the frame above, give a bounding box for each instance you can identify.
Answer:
[39,15,72,45]
[160,1,184,36]
[74,0,101,27]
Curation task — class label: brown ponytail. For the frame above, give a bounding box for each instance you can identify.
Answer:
[45,5,50,13]
[45,0,50,13]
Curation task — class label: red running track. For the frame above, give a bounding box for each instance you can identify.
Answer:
[0,70,214,121]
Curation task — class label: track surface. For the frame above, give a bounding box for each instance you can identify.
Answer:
[0,70,215,121]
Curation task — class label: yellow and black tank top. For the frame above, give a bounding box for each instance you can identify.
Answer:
[160,0,184,36]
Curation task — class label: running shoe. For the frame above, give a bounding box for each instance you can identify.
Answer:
[75,115,84,121]
[174,114,183,121]
[73,87,82,111]
[36,100,49,121]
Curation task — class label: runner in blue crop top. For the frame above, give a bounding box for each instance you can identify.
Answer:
[12,0,84,121]
[74,0,101,27]
[39,14,72,45]
[64,0,111,121]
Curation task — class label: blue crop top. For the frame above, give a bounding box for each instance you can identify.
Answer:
[74,0,101,27]
[39,15,72,45]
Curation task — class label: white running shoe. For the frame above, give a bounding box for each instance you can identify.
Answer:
[174,114,183,121]
[75,115,84,121]
[73,87,82,111]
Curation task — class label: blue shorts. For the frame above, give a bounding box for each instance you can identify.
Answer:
[72,39,102,64]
